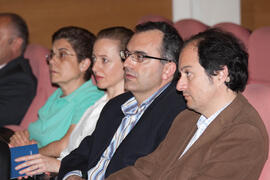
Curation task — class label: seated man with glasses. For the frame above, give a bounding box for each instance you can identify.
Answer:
[58,22,186,180]
[106,29,268,180]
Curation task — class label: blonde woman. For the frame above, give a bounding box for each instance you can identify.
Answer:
[14,26,133,178]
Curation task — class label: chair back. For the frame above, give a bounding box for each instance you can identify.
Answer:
[174,18,208,40]
[243,83,270,180]
[248,26,270,84]
[5,44,57,131]
[213,22,251,49]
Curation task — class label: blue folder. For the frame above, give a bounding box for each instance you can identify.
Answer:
[10,144,39,179]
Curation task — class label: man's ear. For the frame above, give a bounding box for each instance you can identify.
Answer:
[162,62,177,80]
[79,58,91,72]
[11,37,23,54]
[216,65,229,85]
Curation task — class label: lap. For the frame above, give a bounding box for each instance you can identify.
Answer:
[0,140,10,179]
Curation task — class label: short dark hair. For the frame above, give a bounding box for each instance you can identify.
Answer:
[96,26,133,52]
[0,13,29,54]
[135,21,183,64]
[184,28,248,92]
[135,21,183,80]
[52,26,96,80]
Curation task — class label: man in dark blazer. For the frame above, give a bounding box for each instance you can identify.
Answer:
[0,13,37,127]
[58,22,186,180]
[106,29,269,180]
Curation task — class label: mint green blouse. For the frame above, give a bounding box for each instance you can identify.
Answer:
[28,80,104,148]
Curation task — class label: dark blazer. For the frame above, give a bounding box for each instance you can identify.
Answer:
[58,82,186,179]
[0,56,37,126]
[107,94,269,180]
[0,140,10,179]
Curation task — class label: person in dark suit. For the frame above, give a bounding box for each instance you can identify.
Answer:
[0,13,37,126]
[58,22,186,180]
[106,29,269,180]
[0,140,10,179]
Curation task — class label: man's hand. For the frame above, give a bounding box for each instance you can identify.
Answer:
[15,153,61,176]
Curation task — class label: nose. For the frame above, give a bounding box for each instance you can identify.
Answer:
[123,55,136,69]
[48,58,55,66]
[176,75,187,91]
[48,55,58,65]
[92,60,100,73]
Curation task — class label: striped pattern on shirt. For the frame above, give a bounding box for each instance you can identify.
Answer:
[87,83,170,180]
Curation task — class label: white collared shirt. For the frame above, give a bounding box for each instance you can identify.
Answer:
[59,94,109,160]
[0,63,7,69]
[179,103,231,159]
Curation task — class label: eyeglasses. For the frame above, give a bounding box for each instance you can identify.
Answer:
[120,50,172,63]
[46,50,76,62]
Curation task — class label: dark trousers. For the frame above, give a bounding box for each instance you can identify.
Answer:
[0,140,10,179]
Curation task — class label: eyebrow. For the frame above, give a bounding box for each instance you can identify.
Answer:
[58,48,70,52]
[135,50,146,54]
[50,48,70,53]
[180,65,192,71]
[95,54,108,58]
[126,48,146,55]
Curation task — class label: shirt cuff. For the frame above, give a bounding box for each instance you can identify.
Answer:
[63,170,82,180]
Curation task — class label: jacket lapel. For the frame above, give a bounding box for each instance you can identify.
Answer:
[93,93,133,159]
[0,57,21,77]
[171,94,244,168]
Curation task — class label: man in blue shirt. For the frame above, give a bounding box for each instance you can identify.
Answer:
[58,21,186,180]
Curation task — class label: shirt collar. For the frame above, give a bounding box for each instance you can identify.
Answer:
[58,80,93,102]
[197,102,231,130]
[122,82,171,115]
[0,63,7,69]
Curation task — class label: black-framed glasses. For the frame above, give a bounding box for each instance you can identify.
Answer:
[120,50,173,63]
[46,50,76,62]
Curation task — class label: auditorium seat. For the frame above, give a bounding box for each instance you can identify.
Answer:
[5,44,57,131]
[174,18,208,40]
[243,83,270,180]
[248,26,270,84]
[213,22,251,49]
